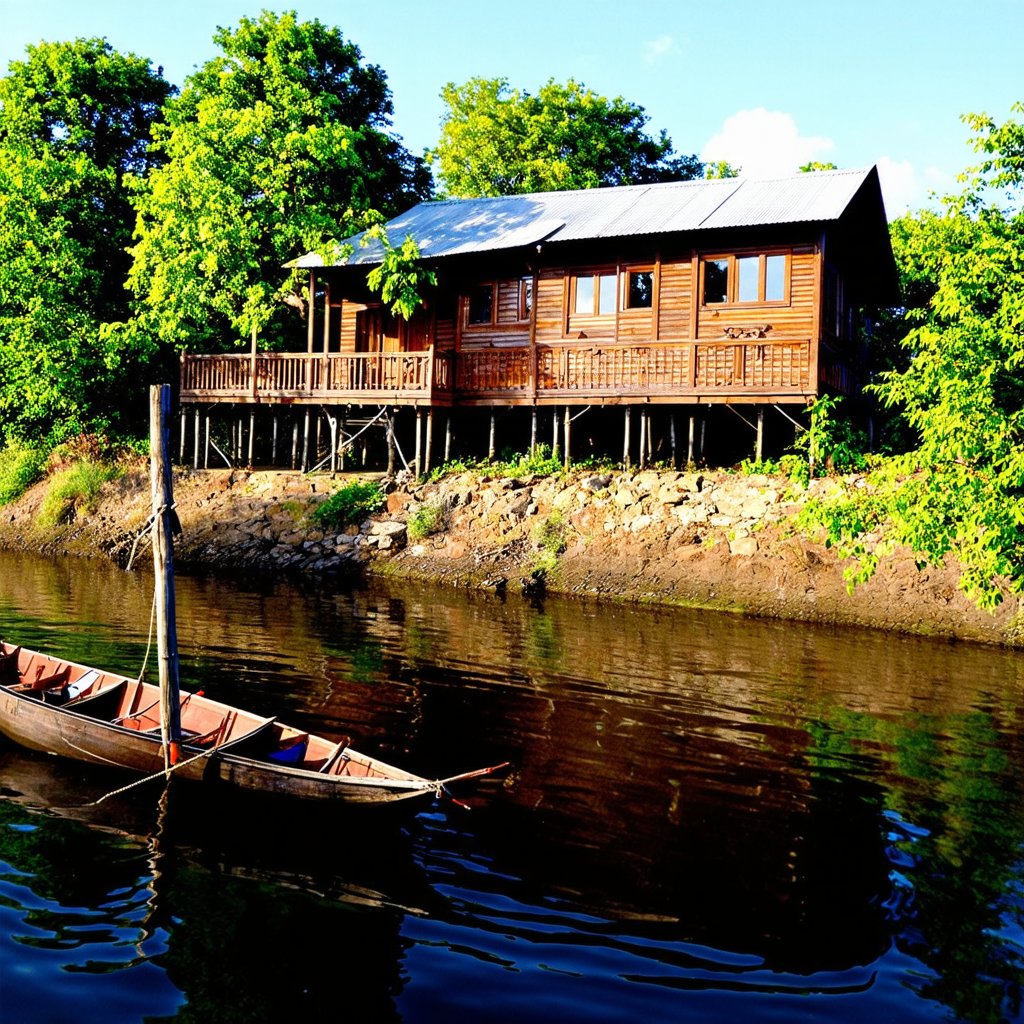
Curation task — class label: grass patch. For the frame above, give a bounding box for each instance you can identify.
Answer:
[408,501,448,541]
[430,444,567,482]
[530,510,570,577]
[37,460,121,528]
[311,480,385,530]
[0,442,46,505]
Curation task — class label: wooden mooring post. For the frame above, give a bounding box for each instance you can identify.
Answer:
[149,385,182,771]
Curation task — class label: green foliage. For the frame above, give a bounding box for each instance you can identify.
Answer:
[428,76,703,197]
[530,510,569,577]
[123,11,430,356]
[805,103,1024,608]
[364,226,436,320]
[37,459,120,528]
[798,161,839,172]
[0,441,45,505]
[0,38,172,442]
[428,444,565,482]
[311,479,384,529]
[408,501,448,540]
[532,510,569,555]
[704,160,740,179]
[792,395,870,478]
[494,444,564,477]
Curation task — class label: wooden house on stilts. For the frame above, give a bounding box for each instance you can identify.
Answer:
[179,167,897,472]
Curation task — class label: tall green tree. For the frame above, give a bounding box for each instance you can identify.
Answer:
[0,39,171,443]
[428,76,703,197]
[809,103,1024,608]
[123,10,430,355]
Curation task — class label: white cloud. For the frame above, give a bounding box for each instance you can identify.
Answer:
[701,109,834,178]
[643,35,677,65]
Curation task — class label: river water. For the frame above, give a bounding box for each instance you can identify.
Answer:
[0,548,1023,1023]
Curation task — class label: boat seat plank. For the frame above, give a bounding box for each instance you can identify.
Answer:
[319,737,352,774]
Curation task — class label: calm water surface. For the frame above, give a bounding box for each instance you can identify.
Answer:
[1,549,1023,1022]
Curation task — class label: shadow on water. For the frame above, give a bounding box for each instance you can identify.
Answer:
[2,549,1024,1021]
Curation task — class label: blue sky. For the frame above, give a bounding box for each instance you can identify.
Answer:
[1,0,1021,216]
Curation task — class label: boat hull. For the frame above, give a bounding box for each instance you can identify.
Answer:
[0,642,492,806]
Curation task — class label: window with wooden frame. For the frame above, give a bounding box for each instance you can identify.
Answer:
[624,268,654,309]
[571,266,655,316]
[462,278,532,329]
[466,284,495,325]
[700,252,789,306]
[572,271,617,316]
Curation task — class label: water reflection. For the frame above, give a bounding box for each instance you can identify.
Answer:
[1,549,1024,1021]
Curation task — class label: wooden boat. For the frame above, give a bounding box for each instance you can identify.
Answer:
[0,641,506,805]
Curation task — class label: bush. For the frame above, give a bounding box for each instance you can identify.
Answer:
[311,480,384,530]
[37,460,120,528]
[408,501,448,540]
[0,442,45,505]
[428,444,566,482]
[530,511,569,575]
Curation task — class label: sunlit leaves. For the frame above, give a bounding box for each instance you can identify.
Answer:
[813,105,1024,609]
[428,76,703,198]
[124,11,429,354]
[0,39,171,443]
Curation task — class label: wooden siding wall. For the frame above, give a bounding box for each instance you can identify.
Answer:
[694,247,817,341]
[339,301,366,353]
[657,259,691,339]
[534,269,569,344]
[338,251,818,350]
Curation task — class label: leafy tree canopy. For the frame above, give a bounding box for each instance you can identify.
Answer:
[807,102,1024,608]
[123,10,430,355]
[705,160,740,179]
[0,38,171,443]
[799,161,838,172]
[428,76,703,197]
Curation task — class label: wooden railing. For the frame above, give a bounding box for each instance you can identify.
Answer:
[181,339,814,404]
[181,352,435,400]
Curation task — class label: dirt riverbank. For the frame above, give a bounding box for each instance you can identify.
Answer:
[1,464,1020,647]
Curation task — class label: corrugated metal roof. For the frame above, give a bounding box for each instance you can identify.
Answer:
[292,167,881,268]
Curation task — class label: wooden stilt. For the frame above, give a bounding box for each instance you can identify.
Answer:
[386,412,396,477]
[315,413,322,465]
[552,409,560,461]
[699,415,706,462]
[623,407,632,469]
[291,417,299,469]
[302,410,311,472]
[414,408,423,478]
[755,406,764,464]
[179,410,186,463]
[204,414,210,469]
[669,412,677,468]
[193,408,200,470]
[530,407,538,454]
[424,408,434,477]
[329,411,338,474]
[647,409,654,466]
[563,406,571,470]
[639,407,648,468]
[444,415,452,463]
[339,410,346,472]
[488,410,496,461]
[271,415,279,465]
[248,410,256,467]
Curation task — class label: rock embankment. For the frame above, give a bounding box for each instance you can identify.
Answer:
[1,465,1020,646]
